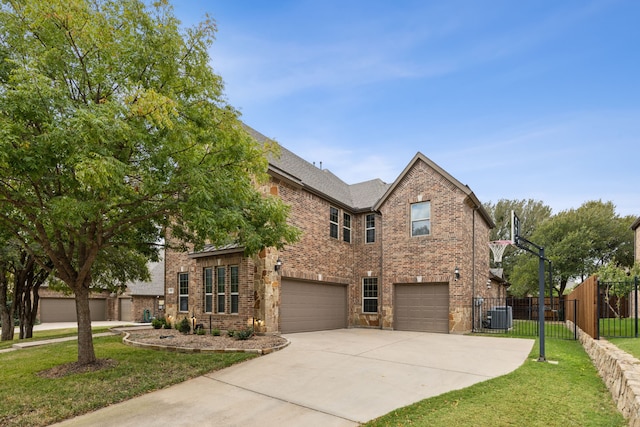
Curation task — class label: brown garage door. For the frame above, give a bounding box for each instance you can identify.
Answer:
[395,283,449,333]
[40,298,107,322]
[281,280,347,333]
[119,298,133,321]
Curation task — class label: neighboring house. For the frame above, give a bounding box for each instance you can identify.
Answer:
[164,127,500,334]
[165,130,506,333]
[633,217,640,263]
[114,252,165,322]
[38,253,165,323]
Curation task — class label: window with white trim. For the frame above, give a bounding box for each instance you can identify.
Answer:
[411,201,431,237]
[343,212,351,243]
[178,272,189,312]
[230,266,239,314]
[216,266,225,313]
[203,268,213,313]
[365,214,375,243]
[330,206,339,239]
[363,278,378,313]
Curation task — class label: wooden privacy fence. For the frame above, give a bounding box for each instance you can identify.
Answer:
[566,275,598,338]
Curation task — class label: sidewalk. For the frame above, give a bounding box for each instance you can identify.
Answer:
[1,321,146,354]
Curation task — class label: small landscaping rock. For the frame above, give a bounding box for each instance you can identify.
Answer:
[123,328,286,351]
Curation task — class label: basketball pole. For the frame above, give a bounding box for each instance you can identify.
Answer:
[512,210,548,362]
[537,246,546,362]
[515,234,548,362]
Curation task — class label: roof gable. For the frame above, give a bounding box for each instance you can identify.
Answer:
[373,152,494,228]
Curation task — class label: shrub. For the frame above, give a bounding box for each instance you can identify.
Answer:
[226,329,235,337]
[151,318,164,329]
[234,327,254,341]
[178,317,191,334]
[196,327,205,335]
[212,328,221,336]
[163,320,172,329]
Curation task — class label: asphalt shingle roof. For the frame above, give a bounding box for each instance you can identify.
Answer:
[245,125,390,212]
[128,254,164,296]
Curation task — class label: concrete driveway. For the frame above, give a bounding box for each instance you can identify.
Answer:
[54,329,533,427]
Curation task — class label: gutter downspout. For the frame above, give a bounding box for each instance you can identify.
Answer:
[472,207,477,331]
[472,207,477,295]
[379,210,384,330]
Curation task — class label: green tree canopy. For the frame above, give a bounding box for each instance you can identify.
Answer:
[508,200,634,297]
[0,0,299,364]
[484,199,551,272]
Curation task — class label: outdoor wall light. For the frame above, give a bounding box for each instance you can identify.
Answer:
[454,267,460,281]
[274,257,283,272]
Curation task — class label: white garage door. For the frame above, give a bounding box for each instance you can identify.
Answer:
[395,283,449,333]
[281,280,347,333]
[40,298,107,322]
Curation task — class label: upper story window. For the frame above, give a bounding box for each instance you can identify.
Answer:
[411,201,431,237]
[178,272,189,312]
[343,213,351,243]
[203,268,213,313]
[330,206,339,239]
[365,214,375,243]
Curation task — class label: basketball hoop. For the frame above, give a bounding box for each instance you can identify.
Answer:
[489,240,512,264]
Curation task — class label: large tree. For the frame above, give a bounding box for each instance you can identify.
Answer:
[0,0,299,364]
[484,199,552,272]
[0,236,52,341]
[509,200,634,297]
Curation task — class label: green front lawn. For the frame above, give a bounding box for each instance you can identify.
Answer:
[0,335,254,426]
[365,338,625,427]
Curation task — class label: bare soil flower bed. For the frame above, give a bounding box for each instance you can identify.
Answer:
[38,359,118,379]
[123,328,288,352]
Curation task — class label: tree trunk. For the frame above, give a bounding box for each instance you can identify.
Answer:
[75,285,96,365]
[0,272,15,341]
[20,283,40,339]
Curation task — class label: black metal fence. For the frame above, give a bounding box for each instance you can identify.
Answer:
[598,278,639,338]
[472,296,577,340]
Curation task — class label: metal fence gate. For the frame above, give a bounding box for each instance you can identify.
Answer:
[598,277,639,338]
[472,296,578,340]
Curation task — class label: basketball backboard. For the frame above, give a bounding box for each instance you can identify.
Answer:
[511,210,521,245]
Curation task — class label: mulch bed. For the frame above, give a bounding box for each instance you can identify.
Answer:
[38,359,118,379]
[124,328,288,351]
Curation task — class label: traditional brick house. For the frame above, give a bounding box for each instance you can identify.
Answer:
[164,128,498,334]
[38,254,164,323]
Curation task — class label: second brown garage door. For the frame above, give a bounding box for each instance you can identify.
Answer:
[395,283,449,333]
[40,298,107,323]
[280,280,347,333]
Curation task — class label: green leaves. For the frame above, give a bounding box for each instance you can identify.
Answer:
[0,0,299,293]
[505,200,634,297]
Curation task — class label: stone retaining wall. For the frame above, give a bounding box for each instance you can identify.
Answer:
[569,320,640,426]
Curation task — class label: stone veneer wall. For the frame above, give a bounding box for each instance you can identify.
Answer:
[569,320,640,425]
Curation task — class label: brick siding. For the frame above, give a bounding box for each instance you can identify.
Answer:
[164,155,493,334]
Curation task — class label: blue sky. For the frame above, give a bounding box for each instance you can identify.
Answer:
[172,0,639,217]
